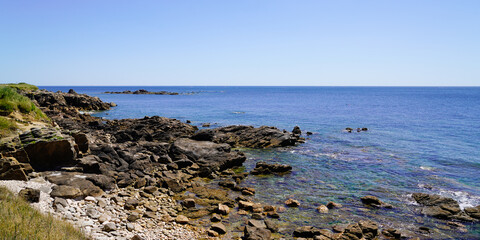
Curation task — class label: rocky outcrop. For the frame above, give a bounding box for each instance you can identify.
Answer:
[191,125,302,148]
[169,138,246,176]
[26,89,114,111]
[104,89,179,95]
[250,161,292,175]
[412,193,467,220]
[0,157,29,180]
[104,116,197,143]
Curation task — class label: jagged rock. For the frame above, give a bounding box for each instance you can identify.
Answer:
[26,89,113,111]
[327,201,343,209]
[218,180,236,189]
[464,205,480,219]
[182,198,196,208]
[169,138,246,176]
[77,155,101,173]
[102,222,116,232]
[358,220,378,239]
[0,157,28,181]
[71,132,89,153]
[18,188,40,202]
[216,203,230,215]
[211,213,222,222]
[250,161,292,175]
[360,195,392,208]
[264,219,278,233]
[191,125,301,148]
[248,219,267,229]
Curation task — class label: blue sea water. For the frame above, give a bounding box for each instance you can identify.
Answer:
[42,86,480,238]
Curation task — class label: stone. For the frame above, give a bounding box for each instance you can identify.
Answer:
[317,205,329,213]
[293,226,321,238]
[248,219,267,229]
[217,203,230,215]
[252,213,263,220]
[211,213,222,222]
[98,214,110,224]
[86,207,100,218]
[102,222,116,232]
[54,197,68,208]
[182,198,196,208]
[24,139,77,171]
[358,220,378,239]
[127,212,141,222]
[264,219,278,233]
[124,198,139,210]
[244,225,272,240]
[18,188,40,203]
[242,187,256,195]
[239,200,254,210]
[84,196,96,202]
[50,185,82,199]
[285,198,300,207]
[175,215,189,224]
[360,195,383,207]
[210,222,227,234]
[126,223,135,231]
[251,161,292,175]
[207,229,219,237]
[131,235,144,240]
[412,193,462,220]
[144,186,157,194]
[464,206,480,219]
[326,201,342,209]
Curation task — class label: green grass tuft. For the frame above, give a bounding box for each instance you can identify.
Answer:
[0,117,17,138]
[0,186,89,240]
[0,83,39,92]
[0,86,47,119]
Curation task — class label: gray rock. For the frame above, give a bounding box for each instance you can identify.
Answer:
[210,222,227,234]
[102,222,116,232]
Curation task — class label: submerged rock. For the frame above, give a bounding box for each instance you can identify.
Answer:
[412,193,463,220]
[250,161,292,175]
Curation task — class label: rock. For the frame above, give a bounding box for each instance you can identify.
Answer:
[358,220,378,239]
[98,214,110,224]
[192,125,301,148]
[54,197,68,208]
[207,229,219,237]
[175,215,189,224]
[217,203,230,215]
[382,228,402,239]
[464,205,480,219]
[143,185,157,194]
[412,193,462,220]
[242,187,256,196]
[317,205,329,213]
[71,132,88,153]
[84,196,96,202]
[124,198,140,210]
[239,200,254,211]
[360,195,391,208]
[127,212,141,222]
[244,225,271,240]
[102,222,116,232]
[326,201,342,209]
[210,222,227,234]
[0,157,29,181]
[211,213,222,222]
[218,180,236,189]
[170,138,246,176]
[50,185,82,199]
[248,219,267,229]
[292,126,302,135]
[131,235,144,240]
[293,226,321,238]
[342,223,363,240]
[86,207,100,218]
[18,188,40,203]
[23,138,77,171]
[306,131,313,136]
[285,198,300,207]
[250,161,292,175]
[264,219,278,233]
[182,198,196,208]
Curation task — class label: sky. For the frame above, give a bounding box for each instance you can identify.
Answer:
[1,0,479,86]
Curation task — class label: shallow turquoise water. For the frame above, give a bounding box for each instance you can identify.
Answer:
[43,86,480,238]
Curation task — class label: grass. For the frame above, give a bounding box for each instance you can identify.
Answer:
[0,186,89,240]
[0,86,47,119]
[0,83,39,92]
[0,117,18,138]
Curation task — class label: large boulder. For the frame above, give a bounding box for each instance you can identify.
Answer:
[169,138,246,176]
[244,225,271,240]
[26,89,112,111]
[24,139,77,171]
[192,125,301,148]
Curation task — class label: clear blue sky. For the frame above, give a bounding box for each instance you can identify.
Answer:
[1,0,479,86]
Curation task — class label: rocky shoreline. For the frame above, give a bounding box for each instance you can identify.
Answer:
[1,88,480,239]
[103,89,181,95]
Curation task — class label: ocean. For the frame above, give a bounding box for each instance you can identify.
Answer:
[41,86,480,238]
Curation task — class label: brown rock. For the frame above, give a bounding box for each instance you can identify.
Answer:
[285,198,300,207]
[50,185,82,199]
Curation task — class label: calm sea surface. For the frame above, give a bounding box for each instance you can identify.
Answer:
[42,86,480,238]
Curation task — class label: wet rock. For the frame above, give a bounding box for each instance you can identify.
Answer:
[264,219,278,233]
[192,125,301,148]
[211,213,222,222]
[50,185,82,199]
[360,195,392,208]
[464,205,480,219]
[250,161,292,175]
[248,219,267,229]
[285,198,300,207]
[244,225,272,240]
[293,226,321,238]
[292,126,302,135]
[18,188,40,203]
[182,198,196,208]
[207,229,219,237]
[358,220,378,239]
[242,187,256,196]
[239,200,254,211]
[210,222,227,234]
[216,203,230,215]
[412,193,462,220]
[218,180,236,189]
[317,205,329,213]
[0,157,29,181]
[326,201,343,209]
[342,223,363,240]
[382,228,402,239]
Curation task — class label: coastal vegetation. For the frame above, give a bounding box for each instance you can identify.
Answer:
[0,82,39,92]
[0,186,88,240]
